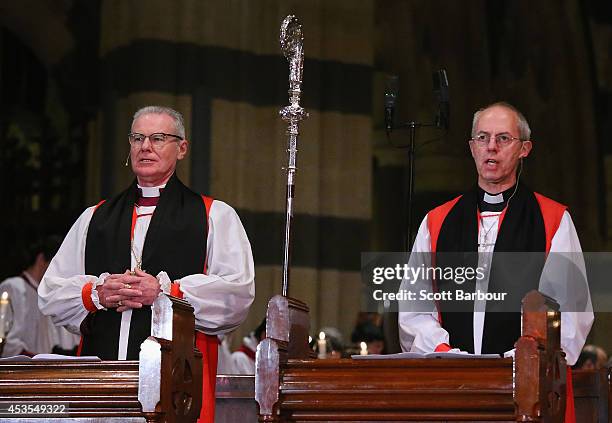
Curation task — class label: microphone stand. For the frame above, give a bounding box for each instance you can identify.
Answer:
[387,70,449,251]
[382,119,436,355]
[383,70,448,354]
[393,121,438,251]
[406,122,417,250]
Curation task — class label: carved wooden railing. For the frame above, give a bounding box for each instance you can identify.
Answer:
[0,294,202,423]
[255,290,567,422]
[515,291,566,422]
[215,365,611,422]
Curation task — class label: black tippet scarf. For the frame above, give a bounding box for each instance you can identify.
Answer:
[82,173,208,359]
[435,183,546,354]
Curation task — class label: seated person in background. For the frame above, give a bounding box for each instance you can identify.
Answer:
[231,318,266,374]
[576,344,607,370]
[0,236,78,357]
[352,321,385,355]
[317,326,345,359]
[573,349,598,370]
[216,333,235,374]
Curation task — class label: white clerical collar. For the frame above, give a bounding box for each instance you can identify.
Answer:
[137,184,166,198]
[483,191,504,204]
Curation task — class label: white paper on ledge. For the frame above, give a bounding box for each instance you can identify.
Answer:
[0,354,101,361]
[351,351,501,360]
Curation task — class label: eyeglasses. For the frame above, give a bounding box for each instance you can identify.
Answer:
[128,132,183,149]
[471,132,524,147]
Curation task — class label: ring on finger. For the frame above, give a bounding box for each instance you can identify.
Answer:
[124,283,131,289]
[118,300,123,307]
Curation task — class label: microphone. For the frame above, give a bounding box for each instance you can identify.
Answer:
[384,75,399,135]
[433,69,450,130]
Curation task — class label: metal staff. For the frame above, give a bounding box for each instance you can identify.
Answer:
[279,15,308,297]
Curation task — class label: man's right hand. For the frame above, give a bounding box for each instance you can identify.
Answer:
[95,270,143,311]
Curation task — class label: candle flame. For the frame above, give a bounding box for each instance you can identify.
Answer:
[318,331,325,340]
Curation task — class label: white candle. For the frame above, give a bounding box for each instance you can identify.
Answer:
[360,341,368,356]
[317,331,327,359]
[0,292,9,339]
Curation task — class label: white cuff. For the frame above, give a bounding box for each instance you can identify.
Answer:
[156,271,172,296]
[91,273,109,311]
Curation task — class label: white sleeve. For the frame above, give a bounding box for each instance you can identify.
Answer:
[38,206,100,333]
[177,200,255,335]
[230,351,256,375]
[539,211,593,366]
[1,278,28,356]
[216,336,236,374]
[398,215,450,353]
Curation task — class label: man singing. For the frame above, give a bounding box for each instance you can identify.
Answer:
[399,102,593,422]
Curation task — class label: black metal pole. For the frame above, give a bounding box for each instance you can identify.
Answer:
[405,122,417,251]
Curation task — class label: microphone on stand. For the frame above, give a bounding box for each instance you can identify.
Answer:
[433,69,450,130]
[384,75,399,135]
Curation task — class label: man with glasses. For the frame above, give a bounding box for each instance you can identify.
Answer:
[398,102,592,422]
[38,106,255,423]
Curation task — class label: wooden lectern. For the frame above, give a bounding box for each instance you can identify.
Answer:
[0,294,202,423]
[255,291,568,422]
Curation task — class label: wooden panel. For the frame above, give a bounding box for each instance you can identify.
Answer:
[0,360,142,417]
[279,359,513,421]
[0,295,202,422]
[256,291,570,422]
[215,375,257,422]
[572,368,610,423]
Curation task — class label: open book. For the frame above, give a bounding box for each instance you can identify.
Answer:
[0,353,101,361]
[351,351,500,360]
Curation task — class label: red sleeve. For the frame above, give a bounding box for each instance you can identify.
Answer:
[81,282,97,312]
[170,282,184,299]
[434,343,452,352]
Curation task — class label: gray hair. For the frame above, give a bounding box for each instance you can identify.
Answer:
[471,101,531,140]
[132,106,186,139]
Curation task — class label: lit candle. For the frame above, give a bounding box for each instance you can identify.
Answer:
[317,331,327,359]
[360,341,368,356]
[0,292,9,339]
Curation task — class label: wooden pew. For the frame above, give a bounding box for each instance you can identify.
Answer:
[215,374,257,422]
[214,368,612,423]
[255,291,567,422]
[0,294,202,423]
[572,367,610,423]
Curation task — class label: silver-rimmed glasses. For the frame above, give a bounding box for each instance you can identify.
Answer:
[471,132,524,147]
[128,132,183,149]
